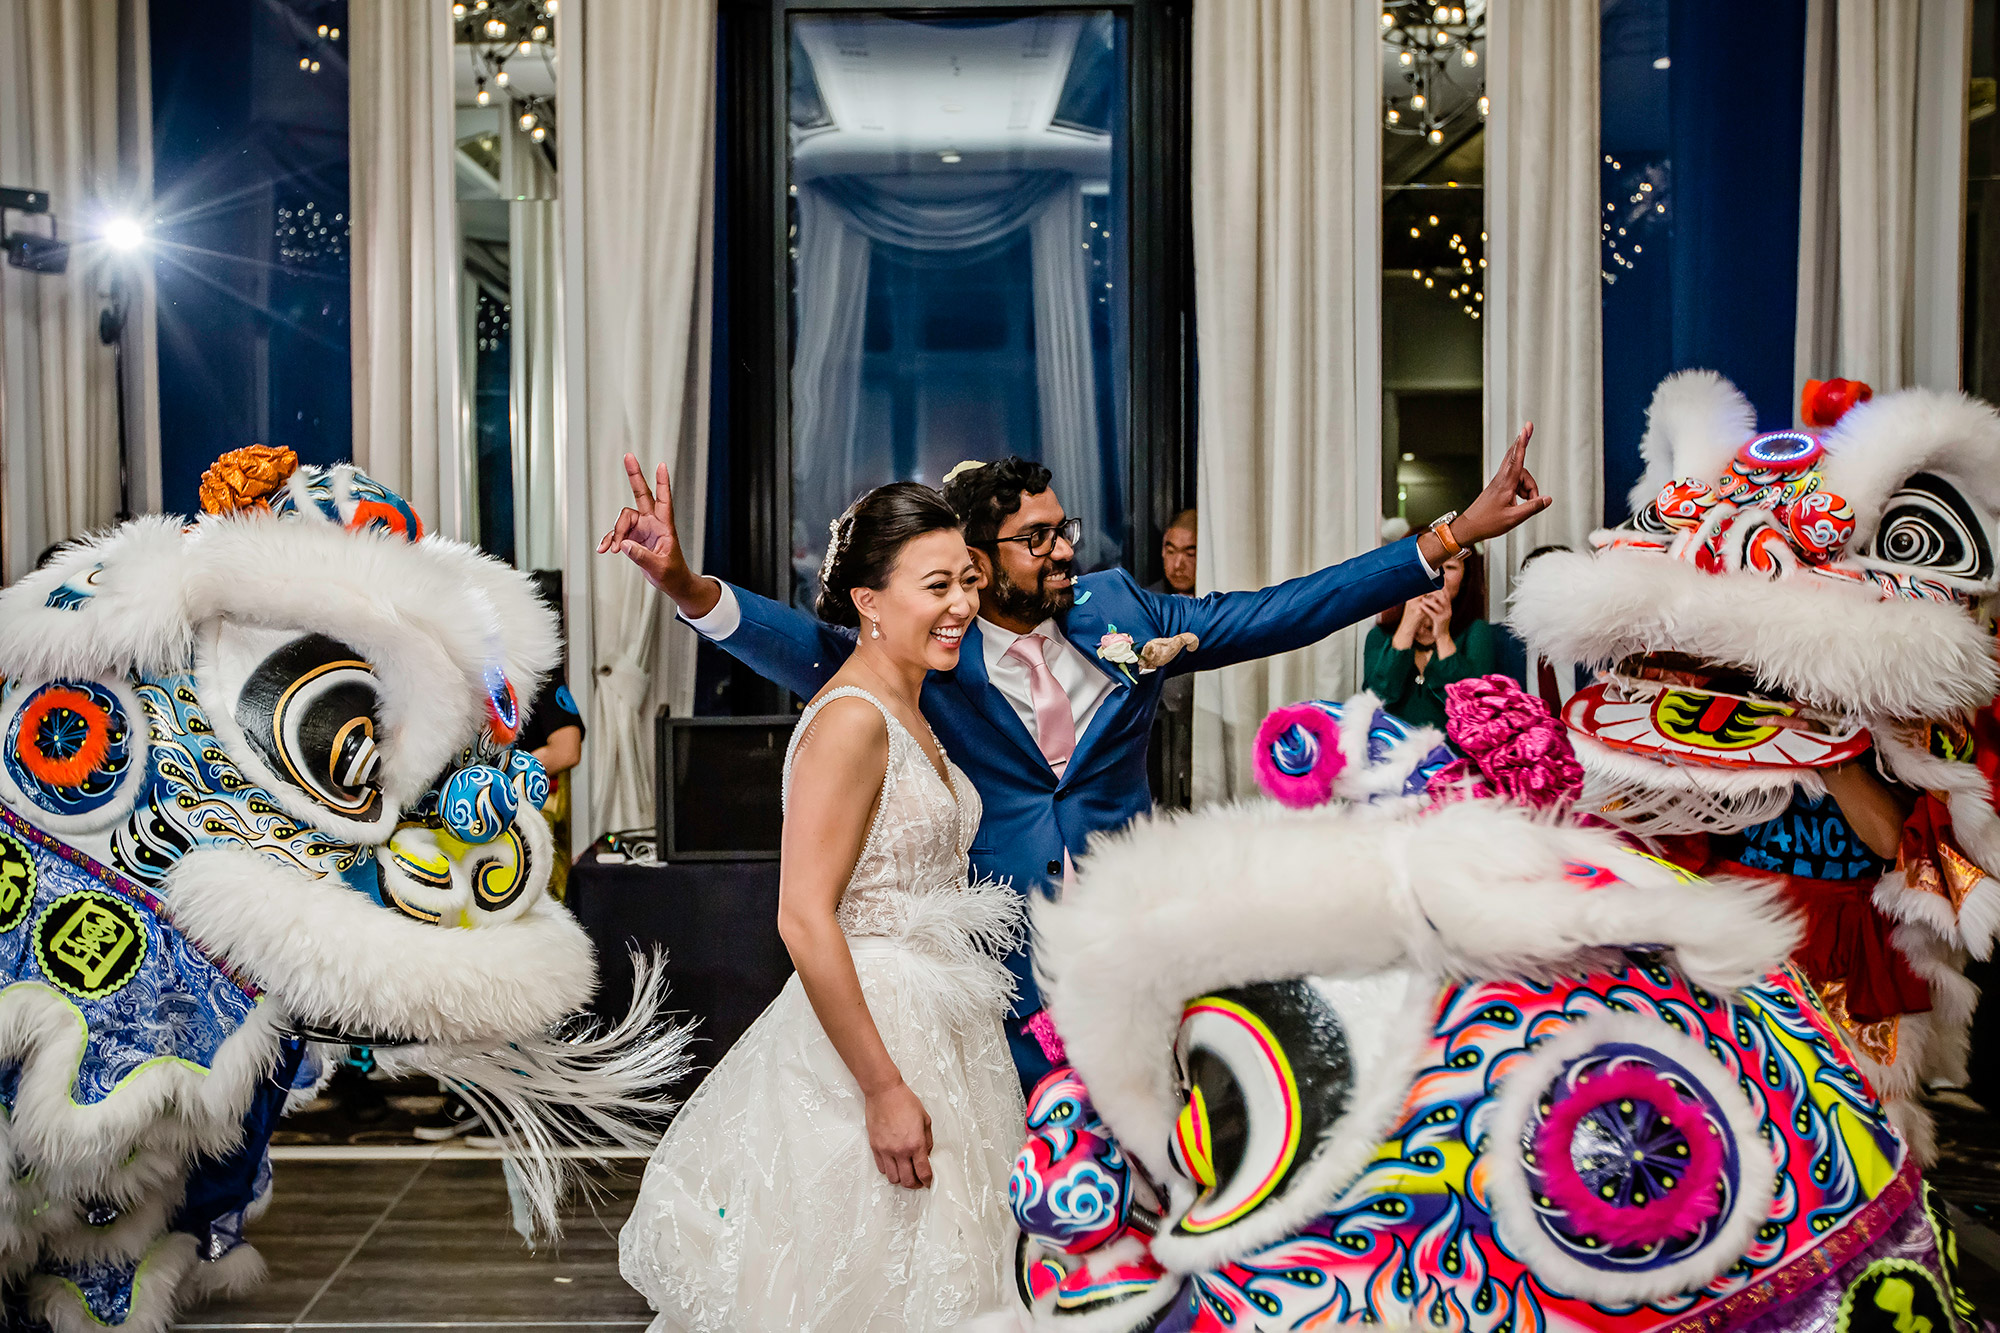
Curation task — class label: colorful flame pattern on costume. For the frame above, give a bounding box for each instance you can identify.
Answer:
[1025,951,1931,1332]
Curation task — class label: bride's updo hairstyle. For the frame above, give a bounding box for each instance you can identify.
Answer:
[815,482,962,628]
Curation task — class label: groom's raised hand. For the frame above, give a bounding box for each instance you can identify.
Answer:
[598,454,721,620]
[1456,422,1551,545]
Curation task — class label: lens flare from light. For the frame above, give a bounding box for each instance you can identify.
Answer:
[103,217,147,252]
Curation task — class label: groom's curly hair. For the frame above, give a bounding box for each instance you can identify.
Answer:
[942,457,1055,546]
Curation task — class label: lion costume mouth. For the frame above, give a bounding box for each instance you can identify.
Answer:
[1564,651,1872,772]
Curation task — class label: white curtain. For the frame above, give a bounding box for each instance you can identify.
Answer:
[1796,0,1969,394]
[572,0,716,838]
[788,172,1105,574]
[0,0,152,578]
[1190,0,1380,803]
[349,0,464,536]
[790,183,875,569]
[1484,0,1602,589]
[508,125,562,572]
[1029,183,1104,570]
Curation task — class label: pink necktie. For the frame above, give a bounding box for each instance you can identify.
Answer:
[1005,633,1076,775]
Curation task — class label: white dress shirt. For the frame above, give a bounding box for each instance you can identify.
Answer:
[976,616,1116,751]
[682,579,1115,751]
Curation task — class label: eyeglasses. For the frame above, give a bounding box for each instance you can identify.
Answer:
[989,517,1082,558]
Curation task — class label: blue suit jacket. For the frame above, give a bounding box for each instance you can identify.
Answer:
[706,537,1436,1017]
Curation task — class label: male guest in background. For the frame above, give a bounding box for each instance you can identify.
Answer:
[1151,508,1198,597]
[600,429,1550,1091]
[1146,510,1200,804]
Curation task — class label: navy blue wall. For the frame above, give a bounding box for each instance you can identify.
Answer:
[151,0,350,516]
[1600,0,1807,521]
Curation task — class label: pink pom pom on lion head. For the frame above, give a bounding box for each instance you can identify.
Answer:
[1426,674,1584,811]
[1252,704,1348,809]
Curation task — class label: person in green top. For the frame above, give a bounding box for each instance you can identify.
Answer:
[1362,547,1497,735]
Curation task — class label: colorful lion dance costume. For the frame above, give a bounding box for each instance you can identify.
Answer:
[1002,683,1981,1332]
[1510,373,2000,1157]
[0,448,688,1332]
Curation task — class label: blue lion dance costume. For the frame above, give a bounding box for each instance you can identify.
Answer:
[0,448,687,1332]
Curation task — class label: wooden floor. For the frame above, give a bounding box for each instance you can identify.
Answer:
[173,1096,2000,1331]
[174,1152,653,1332]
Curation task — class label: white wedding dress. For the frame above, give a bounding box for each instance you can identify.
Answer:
[620,686,1026,1332]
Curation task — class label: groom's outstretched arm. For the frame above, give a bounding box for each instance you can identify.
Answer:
[688,579,854,701]
[597,454,851,701]
[1149,421,1553,672]
[1145,539,1436,672]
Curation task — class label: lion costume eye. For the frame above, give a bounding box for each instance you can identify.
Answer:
[1861,473,1993,581]
[1160,971,1421,1260]
[236,634,385,819]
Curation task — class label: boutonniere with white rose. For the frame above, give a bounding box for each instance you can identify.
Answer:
[1095,625,1200,683]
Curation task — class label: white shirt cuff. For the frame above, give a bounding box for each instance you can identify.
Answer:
[1413,539,1439,581]
[679,577,741,639]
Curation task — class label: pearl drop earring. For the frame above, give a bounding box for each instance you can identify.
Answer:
[871,619,881,639]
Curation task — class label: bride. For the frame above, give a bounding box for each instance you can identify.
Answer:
[619,482,1025,1331]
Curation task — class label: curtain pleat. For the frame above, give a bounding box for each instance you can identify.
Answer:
[0,0,136,577]
[577,0,716,837]
[349,0,462,535]
[1486,0,1602,578]
[1190,0,1374,803]
[1795,0,1967,394]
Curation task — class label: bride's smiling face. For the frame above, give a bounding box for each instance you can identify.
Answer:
[853,529,981,672]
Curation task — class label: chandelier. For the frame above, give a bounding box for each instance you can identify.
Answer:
[453,0,558,153]
[1382,1,1487,144]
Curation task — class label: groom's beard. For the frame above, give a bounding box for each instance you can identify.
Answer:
[985,558,1075,624]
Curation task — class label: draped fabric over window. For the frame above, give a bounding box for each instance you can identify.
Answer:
[790,171,1106,575]
[1190,0,1380,803]
[1795,0,1969,394]
[1484,0,1602,578]
[508,123,563,572]
[568,0,717,839]
[350,0,464,536]
[0,0,155,578]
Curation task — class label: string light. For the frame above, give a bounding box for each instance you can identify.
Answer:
[484,18,507,38]
[495,69,509,86]
[476,83,490,107]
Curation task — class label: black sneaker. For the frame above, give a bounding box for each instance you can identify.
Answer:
[412,1091,486,1142]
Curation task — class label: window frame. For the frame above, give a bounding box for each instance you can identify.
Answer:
[714,0,1194,615]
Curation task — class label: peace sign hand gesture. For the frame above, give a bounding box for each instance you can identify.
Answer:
[1456,422,1552,544]
[598,453,721,619]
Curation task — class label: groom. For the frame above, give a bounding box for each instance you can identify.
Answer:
[602,430,1549,1091]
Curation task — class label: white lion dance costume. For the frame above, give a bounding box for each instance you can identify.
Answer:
[0,447,688,1332]
[1001,681,1986,1332]
[1510,373,2000,1158]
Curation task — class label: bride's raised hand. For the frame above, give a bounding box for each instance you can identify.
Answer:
[866,1080,935,1190]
